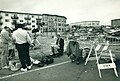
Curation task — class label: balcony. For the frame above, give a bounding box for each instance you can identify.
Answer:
[0,21,3,25]
[36,22,45,27]
[25,21,31,25]
[24,16,31,20]
[36,16,42,20]
[11,15,19,19]
[11,20,17,25]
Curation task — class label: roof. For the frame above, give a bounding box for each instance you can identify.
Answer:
[0,10,67,19]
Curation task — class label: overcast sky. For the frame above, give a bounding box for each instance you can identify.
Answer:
[0,0,120,25]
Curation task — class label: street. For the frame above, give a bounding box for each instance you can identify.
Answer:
[0,53,120,81]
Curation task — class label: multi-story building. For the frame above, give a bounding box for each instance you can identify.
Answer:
[70,21,100,27]
[0,10,67,35]
[42,14,67,35]
[111,19,120,27]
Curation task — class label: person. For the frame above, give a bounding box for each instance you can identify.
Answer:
[0,26,13,69]
[51,34,64,57]
[12,24,34,72]
[66,37,82,64]
[55,34,64,57]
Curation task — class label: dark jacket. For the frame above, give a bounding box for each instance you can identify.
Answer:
[56,38,64,48]
[66,41,81,57]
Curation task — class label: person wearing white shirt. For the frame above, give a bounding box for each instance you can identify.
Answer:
[12,24,33,72]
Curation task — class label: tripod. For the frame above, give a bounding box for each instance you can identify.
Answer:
[31,33,41,49]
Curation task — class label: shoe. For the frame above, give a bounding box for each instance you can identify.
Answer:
[71,60,75,63]
[50,54,53,56]
[27,64,32,70]
[20,68,27,72]
[2,66,9,69]
[76,61,80,65]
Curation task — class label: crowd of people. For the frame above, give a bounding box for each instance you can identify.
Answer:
[0,24,83,72]
[0,24,34,71]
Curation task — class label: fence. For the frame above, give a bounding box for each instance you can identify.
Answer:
[78,35,120,46]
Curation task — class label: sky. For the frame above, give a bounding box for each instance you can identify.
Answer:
[0,0,120,25]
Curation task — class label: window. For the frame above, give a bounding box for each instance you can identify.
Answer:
[0,21,3,25]
[88,23,91,26]
[32,25,35,27]
[5,14,9,16]
[45,23,48,26]
[51,18,53,21]
[5,19,9,22]
[59,28,61,30]
[58,23,61,26]
[92,23,95,25]
[20,20,23,22]
[97,23,99,25]
[55,19,57,21]
[0,15,2,19]
[32,20,35,23]
[32,15,34,18]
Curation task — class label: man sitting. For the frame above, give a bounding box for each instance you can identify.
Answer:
[51,34,64,57]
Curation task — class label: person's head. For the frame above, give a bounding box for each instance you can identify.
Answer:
[15,24,24,29]
[56,34,60,39]
[4,26,13,32]
[68,36,76,41]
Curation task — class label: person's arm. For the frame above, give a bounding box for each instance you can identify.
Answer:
[12,33,16,43]
[26,33,34,46]
[3,31,12,41]
[66,41,71,57]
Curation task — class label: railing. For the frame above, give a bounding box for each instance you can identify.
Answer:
[75,35,120,45]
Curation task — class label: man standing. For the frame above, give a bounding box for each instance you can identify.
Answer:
[0,26,13,69]
[56,34,64,57]
[12,24,33,72]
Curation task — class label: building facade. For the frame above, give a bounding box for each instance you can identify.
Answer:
[0,10,67,35]
[70,21,100,27]
[111,19,120,27]
[42,14,67,35]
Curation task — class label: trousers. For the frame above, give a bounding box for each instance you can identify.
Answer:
[16,43,31,69]
[0,42,9,68]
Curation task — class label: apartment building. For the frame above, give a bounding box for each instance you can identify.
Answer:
[111,19,120,27]
[0,10,67,35]
[70,21,100,27]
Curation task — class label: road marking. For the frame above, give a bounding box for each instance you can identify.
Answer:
[0,61,70,80]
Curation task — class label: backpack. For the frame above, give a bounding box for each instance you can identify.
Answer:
[9,61,21,71]
[40,55,54,65]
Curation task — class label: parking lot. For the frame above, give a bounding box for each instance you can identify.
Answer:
[0,35,120,81]
[0,54,120,81]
